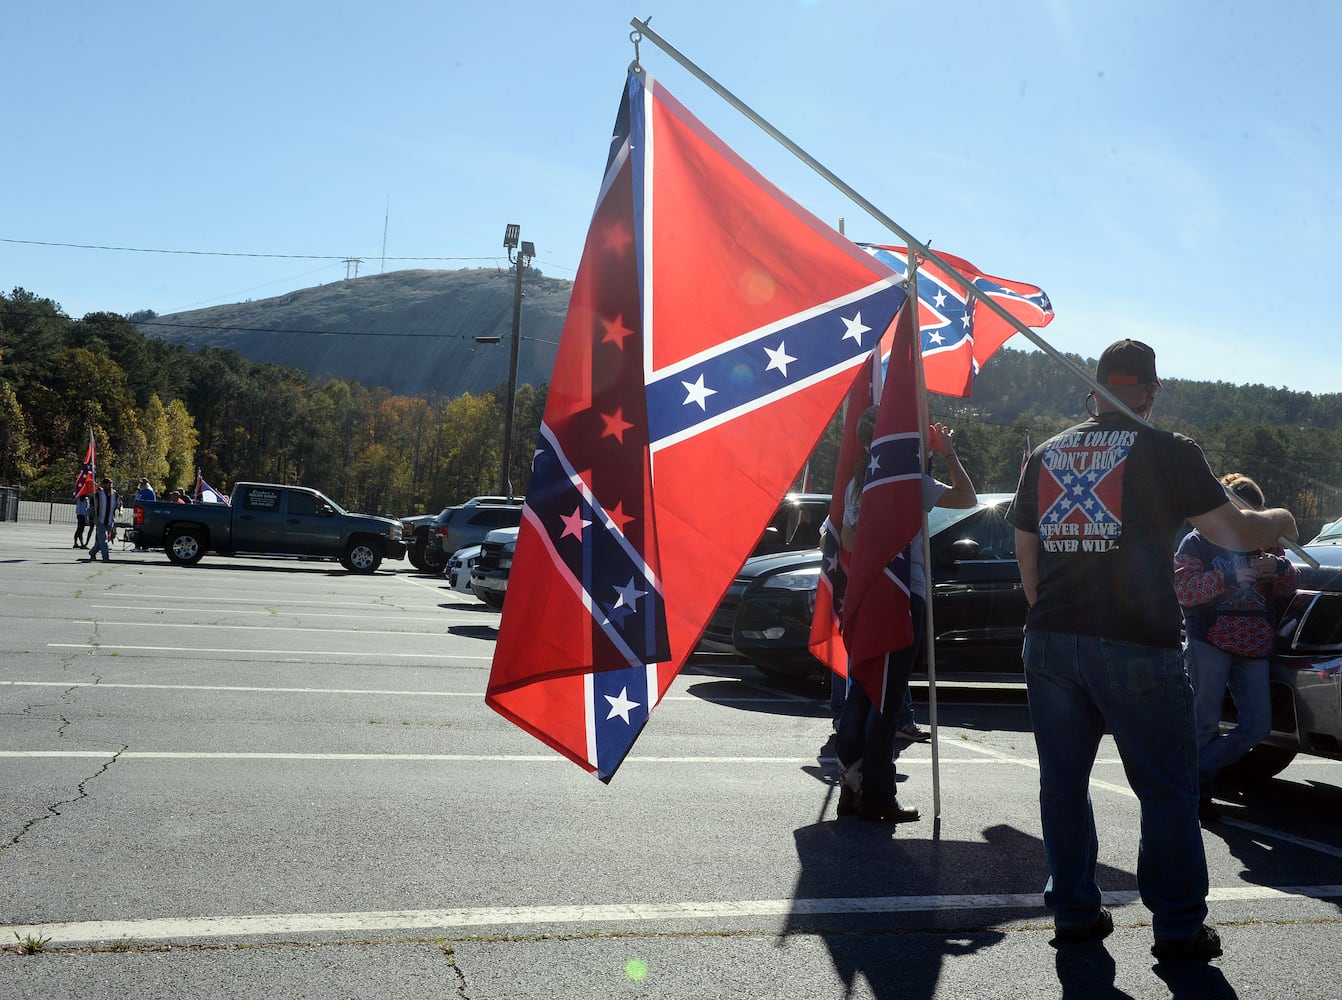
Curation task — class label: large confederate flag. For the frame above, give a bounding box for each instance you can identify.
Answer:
[485,70,910,780]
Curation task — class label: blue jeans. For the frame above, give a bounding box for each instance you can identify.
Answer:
[90,523,111,561]
[1023,630,1207,939]
[1186,638,1271,791]
[836,595,924,809]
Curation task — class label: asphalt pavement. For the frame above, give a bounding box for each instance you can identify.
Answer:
[1,521,1340,999]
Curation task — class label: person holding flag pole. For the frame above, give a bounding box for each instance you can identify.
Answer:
[835,275,977,823]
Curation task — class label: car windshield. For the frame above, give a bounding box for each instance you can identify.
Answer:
[927,494,1012,537]
[1311,517,1342,544]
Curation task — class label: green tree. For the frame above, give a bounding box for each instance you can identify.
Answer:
[0,380,35,482]
[163,397,198,491]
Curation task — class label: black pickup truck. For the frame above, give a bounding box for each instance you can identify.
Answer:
[129,482,407,573]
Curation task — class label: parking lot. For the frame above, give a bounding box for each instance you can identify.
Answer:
[2,521,1340,999]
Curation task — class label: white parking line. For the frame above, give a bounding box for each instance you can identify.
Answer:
[1,681,484,697]
[46,644,492,659]
[0,680,787,703]
[73,620,453,638]
[951,736,1138,799]
[0,750,1093,765]
[4,885,1340,945]
[92,593,431,609]
[0,673,815,708]
[92,604,477,623]
[1223,818,1342,861]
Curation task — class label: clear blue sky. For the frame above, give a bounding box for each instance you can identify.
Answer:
[3,1,1338,394]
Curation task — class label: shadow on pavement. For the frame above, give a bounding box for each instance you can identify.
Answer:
[1152,960,1239,999]
[448,625,500,641]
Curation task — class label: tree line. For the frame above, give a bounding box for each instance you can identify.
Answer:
[4,287,1339,537]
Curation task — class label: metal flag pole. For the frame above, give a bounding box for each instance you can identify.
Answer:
[627,17,1313,568]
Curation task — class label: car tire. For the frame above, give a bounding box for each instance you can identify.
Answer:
[165,528,206,566]
[407,543,427,572]
[1217,744,1298,789]
[342,538,384,574]
[421,544,447,573]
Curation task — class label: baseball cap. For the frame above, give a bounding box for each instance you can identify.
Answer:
[1095,339,1159,386]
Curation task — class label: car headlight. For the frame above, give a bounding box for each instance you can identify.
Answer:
[759,567,821,590]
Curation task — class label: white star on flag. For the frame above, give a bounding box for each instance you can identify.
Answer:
[763,342,797,377]
[841,312,871,344]
[933,289,947,308]
[927,331,945,346]
[604,687,640,724]
[612,577,646,608]
[681,374,717,410]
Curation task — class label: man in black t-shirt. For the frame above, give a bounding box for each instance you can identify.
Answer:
[1007,339,1296,962]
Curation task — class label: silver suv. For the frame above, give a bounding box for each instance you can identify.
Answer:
[428,502,523,567]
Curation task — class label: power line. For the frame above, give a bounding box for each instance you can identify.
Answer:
[0,236,498,262]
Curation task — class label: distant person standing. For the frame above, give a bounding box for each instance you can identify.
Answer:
[1175,473,1297,822]
[73,492,90,548]
[87,477,119,563]
[133,478,156,550]
[1008,340,1297,962]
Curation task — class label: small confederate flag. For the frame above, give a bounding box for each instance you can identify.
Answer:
[807,349,881,679]
[861,245,1053,398]
[73,429,97,499]
[841,304,924,712]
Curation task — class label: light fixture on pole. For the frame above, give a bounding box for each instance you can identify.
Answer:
[498,225,534,498]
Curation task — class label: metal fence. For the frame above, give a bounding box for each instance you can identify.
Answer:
[0,490,80,526]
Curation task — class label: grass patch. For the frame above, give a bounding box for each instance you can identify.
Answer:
[13,931,51,954]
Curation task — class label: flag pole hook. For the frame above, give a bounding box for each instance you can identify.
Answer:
[628,20,648,73]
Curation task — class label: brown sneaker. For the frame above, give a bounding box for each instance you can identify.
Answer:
[1056,907,1114,942]
[1152,925,1222,962]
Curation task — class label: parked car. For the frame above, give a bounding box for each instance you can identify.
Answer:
[470,526,519,609]
[401,512,442,571]
[696,493,832,654]
[130,482,406,573]
[428,502,524,566]
[445,543,483,593]
[1219,523,1342,786]
[403,496,523,573]
[703,493,1027,679]
[459,493,833,613]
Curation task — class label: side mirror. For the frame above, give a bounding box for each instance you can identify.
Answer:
[941,537,980,565]
[318,504,335,518]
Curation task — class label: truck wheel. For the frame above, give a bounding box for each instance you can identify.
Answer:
[342,538,384,574]
[421,543,447,573]
[165,528,206,566]
[407,543,427,572]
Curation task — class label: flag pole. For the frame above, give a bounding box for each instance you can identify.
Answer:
[903,251,942,820]
[628,17,1312,568]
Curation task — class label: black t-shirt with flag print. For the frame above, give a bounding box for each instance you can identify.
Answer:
[1007,413,1228,648]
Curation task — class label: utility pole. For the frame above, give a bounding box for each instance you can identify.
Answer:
[499,225,535,498]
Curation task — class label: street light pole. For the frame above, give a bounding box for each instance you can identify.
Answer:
[499,226,535,499]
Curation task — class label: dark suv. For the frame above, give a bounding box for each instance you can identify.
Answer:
[428,502,524,567]
[404,496,523,573]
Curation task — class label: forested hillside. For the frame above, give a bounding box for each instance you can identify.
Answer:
[3,286,1340,536]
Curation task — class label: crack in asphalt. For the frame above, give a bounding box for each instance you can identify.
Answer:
[439,943,471,998]
[3,668,124,857]
[2,745,126,855]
